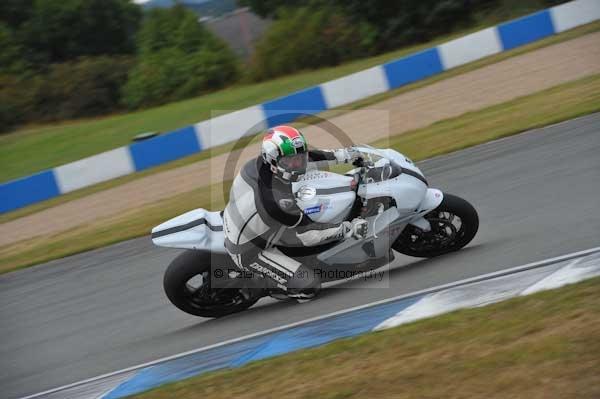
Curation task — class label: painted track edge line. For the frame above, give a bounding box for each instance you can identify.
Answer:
[20,245,600,399]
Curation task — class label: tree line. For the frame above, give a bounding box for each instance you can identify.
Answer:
[0,0,238,132]
[244,0,568,80]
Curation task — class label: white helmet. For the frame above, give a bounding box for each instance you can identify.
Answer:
[261,125,308,182]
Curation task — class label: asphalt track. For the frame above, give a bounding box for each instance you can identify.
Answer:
[2,114,600,399]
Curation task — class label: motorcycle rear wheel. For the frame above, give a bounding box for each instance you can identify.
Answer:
[393,193,478,258]
[163,250,259,318]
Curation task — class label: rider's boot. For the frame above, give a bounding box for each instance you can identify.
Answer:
[288,286,321,303]
[283,262,322,302]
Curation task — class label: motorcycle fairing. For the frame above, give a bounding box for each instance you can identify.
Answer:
[151,209,227,253]
[292,170,356,224]
[316,207,401,264]
[150,148,444,258]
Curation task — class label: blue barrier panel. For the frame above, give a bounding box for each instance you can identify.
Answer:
[383,48,444,89]
[262,86,327,127]
[129,126,201,172]
[0,170,60,213]
[498,10,556,51]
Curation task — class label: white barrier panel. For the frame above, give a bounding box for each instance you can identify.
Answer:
[438,27,503,70]
[321,66,389,109]
[194,105,267,150]
[550,0,600,33]
[54,147,134,194]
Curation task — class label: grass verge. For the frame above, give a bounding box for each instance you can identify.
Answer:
[2,21,598,225]
[1,74,599,274]
[130,277,600,399]
[0,8,598,182]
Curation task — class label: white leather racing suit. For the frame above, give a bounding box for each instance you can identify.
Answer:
[223,149,363,294]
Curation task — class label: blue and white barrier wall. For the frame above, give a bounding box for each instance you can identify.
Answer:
[1,0,599,213]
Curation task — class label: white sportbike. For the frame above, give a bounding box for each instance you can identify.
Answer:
[152,146,479,317]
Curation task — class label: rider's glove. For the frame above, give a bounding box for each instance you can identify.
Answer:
[334,148,361,164]
[342,218,368,239]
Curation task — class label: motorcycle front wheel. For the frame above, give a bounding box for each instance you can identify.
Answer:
[163,250,259,318]
[393,193,479,258]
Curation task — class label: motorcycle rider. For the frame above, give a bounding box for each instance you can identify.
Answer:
[223,125,368,300]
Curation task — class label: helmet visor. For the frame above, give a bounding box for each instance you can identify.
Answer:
[279,152,308,174]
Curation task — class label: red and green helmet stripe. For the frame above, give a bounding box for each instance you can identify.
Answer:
[263,126,307,157]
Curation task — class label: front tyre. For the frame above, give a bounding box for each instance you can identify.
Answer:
[393,193,479,258]
[163,250,259,318]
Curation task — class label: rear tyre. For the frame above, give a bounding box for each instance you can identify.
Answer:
[163,250,259,318]
[393,193,478,258]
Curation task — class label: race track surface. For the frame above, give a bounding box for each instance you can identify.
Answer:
[2,114,600,398]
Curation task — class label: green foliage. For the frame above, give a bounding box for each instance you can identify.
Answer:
[346,0,494,49]
[1,0,141,71]
[35,56,134,120]
[0,2,239,128]
[238,0,303,18]
[0,0,34,30]
[0,74,33,131]
[0,56,133,132]
[245,0,501,54]
[123,6,239,108]
[16,0,141,66]
[247,0,495,80]
[0,23,26,74]
[136,5,218,55]
[250,6,374,80]
[0,0,142,131]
